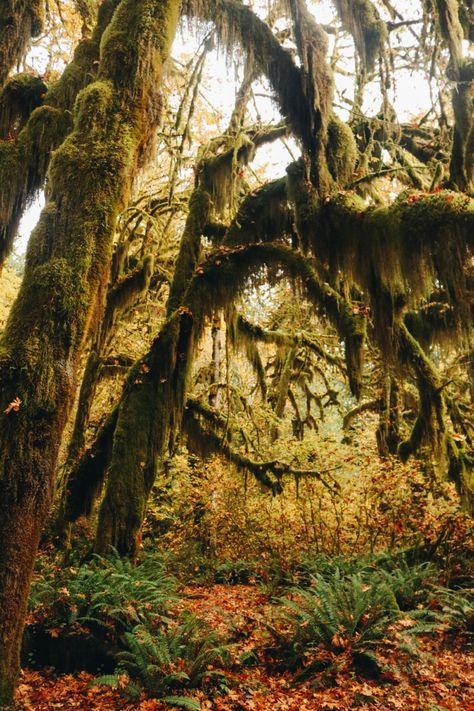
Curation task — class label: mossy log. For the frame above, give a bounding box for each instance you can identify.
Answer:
[0,1,179,704]
[0,1,44,90]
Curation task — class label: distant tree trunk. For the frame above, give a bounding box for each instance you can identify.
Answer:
[376,376,400,456]
[0,1,44,90]
[0,1,178,705]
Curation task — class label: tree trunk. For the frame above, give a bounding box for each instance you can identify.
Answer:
[95,188,211,557]
[0,1,179,704]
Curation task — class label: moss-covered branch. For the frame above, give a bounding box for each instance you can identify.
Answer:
[185,0,332,183]
[185,241,366,398]
[185,397,340,493]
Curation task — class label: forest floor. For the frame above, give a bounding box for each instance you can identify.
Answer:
[16,584,474,710]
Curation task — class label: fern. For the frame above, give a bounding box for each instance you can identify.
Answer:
[94,613,229,702]
[275,567,430,676]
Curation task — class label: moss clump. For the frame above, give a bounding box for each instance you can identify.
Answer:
[334,0,387,73]
[326,115,358,186]
[224,178,291,246]
[0,73,47,138]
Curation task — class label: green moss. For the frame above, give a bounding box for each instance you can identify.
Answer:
[326,115,358,186]
[224,178,291,246]
[0,2,121,269]
[318,189,474,355]
[0,73,47,138]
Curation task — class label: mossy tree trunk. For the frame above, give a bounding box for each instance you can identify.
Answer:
[94,188,212,557]
[435,0,474,192]
[0,0,122,270]
[0,0,178,705]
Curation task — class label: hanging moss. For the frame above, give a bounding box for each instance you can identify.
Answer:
[333,0,387,73]
[0,104,66,267]
[404,301,456,350]
[0,1,122,269]
[184,242,366,398]
[317,188,474,355]
[100,254,154,344]
[227,310,268,397]
[0,1,44,90]
[185,0,326,176]
[224,177,292,246]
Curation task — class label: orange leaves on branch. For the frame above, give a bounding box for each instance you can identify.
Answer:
[4,396,21,414]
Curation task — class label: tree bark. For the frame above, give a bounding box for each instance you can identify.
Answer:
[0,0,179,704]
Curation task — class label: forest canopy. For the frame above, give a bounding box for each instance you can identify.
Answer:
[1,0,474,708]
